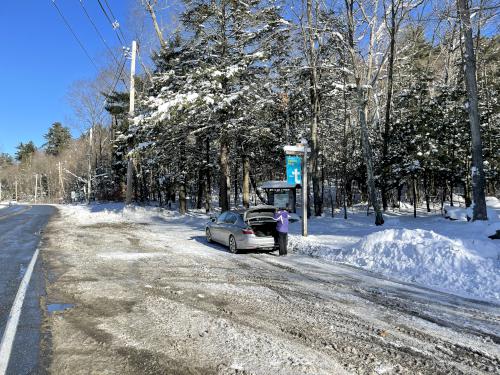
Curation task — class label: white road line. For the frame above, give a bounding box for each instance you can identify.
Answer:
[0,249,39,375]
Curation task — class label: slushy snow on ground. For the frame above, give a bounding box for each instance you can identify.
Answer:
[57,198,500,303]
[290,197,500,302]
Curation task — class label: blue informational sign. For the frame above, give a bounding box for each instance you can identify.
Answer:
[286,155,302,185]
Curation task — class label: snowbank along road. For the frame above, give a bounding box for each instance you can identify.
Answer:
[0,204,55,375]
[39,204,500,375]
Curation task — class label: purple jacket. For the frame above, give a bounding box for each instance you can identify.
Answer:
[273,210,289,233]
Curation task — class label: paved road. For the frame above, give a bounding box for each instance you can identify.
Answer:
[0,205,55,375]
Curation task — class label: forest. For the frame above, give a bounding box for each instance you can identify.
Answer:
[0,0,498,225]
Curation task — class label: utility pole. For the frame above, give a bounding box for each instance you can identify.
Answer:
[15,179,18,202]
[35,174,38,204]
[0,182,2,202]
[87,127,93,204]
[302,139,308,237]
[125,40,137,205]
[58,161,65,201]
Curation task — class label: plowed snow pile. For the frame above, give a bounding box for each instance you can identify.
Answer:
[342,229,499,300]
[290,197,500,302]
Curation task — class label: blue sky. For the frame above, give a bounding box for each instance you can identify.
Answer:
[0,0,132,156]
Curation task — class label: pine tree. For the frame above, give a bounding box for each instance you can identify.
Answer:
[15,141,37,164]
[44,122,72,156]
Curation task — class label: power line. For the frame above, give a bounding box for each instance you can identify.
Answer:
[110,55,128,96]
[51,0,99,71]
[102,0,128,42]
[78,0,128,87]
[99,55,128,117]
[78,0,120,67]
[96,0,126,46]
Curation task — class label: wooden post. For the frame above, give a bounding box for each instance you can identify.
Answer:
[125,40,137,205]
[35,174,38,204]
[301,140,309,237]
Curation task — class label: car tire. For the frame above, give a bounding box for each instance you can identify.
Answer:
[206,228,213,243]
[229,235,238,254]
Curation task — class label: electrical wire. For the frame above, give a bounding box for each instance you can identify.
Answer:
[102,0,128,42]
[96,0,126,46]
[78,0,120,67]
[51,0,99,71]
[78,0,128,86]
[99,54,128,117]
[52,0,130,122]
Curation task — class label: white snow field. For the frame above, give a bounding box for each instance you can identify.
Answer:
[289,197,500,302]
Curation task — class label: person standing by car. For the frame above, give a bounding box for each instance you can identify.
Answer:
[273,207,289,256]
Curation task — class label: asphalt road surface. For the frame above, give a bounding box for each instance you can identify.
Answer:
[0,205,55,375]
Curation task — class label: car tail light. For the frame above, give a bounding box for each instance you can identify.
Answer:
[242,228,254,235]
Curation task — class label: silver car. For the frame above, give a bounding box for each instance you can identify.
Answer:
[205,206,278,253]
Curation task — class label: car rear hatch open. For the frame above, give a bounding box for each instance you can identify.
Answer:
[244,206,276,237]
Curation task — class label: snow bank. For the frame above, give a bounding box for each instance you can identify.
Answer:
[60,203,177,224]
[291,228,500,302]
[57,202,209,230]
[444,204,499,223]
[290,197,500,302]
[350,229,498,300]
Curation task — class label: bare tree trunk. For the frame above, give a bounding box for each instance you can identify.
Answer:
[179,141,187,215]
[345,0,384,226]
[196,137,204,210]
[424,173,431,212]
[457,0,488,220]
[381,0,397,211]
[250,173,267,204]
[197,167,205,210]
[219,136,230,211]
[179,182,187,214]
[143,0,166,49]
[242,154,250,208]
[234,161,239,208]
[358,92,384,225]
[306,0,323,217]
[205,137,212,213]
[412,176,417,218]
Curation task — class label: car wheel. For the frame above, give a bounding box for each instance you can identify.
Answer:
[206,228,213,243]
[229,235,238,254]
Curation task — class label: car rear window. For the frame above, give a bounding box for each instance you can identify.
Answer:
[225,213,237,224]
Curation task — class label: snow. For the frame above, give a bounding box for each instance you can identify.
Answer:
[58,202,203,227]
[290,198,500,303]
[57,198,500,303]
[45,202,500,373]
[98,252,167,260]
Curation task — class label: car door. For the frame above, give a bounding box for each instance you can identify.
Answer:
[222,213,238,246]
[211,212,228,243]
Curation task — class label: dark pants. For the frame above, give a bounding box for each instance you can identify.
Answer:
[278,232,288,256]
